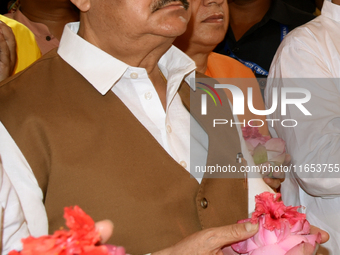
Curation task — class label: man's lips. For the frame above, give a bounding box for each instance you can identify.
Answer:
[202,13,224,23]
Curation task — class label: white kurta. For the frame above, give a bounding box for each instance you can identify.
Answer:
[266,1,340,253]
[0,22,273,254]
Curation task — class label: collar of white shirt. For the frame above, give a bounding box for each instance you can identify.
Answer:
[323,0,340,22]
[57,22,196,96]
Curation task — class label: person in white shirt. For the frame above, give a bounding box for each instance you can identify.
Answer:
[0,0,266,253]
[0,0,328,254]
[0,157,29,254]
[266,0,340,253]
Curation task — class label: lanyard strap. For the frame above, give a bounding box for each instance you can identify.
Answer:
[224,24,289,76]
[280,24,289,42]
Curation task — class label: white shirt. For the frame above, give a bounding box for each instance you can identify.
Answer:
[266,1,340,253]
[0,22,272,253]
[0,158,29,254]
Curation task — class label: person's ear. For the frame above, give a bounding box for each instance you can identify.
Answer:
[70,0,91,12]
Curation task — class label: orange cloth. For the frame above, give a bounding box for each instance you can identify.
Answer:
[205,52,269,136]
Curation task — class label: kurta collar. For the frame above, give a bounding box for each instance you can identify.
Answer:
[58,22,196,95]
[322,0,340,23]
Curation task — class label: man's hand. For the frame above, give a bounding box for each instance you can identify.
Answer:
[152,222,259,255]
[262,165,285,190]
[93,220,329,255]
[95,220,114,243]
[0,21,16,82]
[310,225,329,244]
[95,220,127,255]
[262,153,291,190]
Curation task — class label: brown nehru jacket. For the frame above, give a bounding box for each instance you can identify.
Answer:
[0,49,247,254]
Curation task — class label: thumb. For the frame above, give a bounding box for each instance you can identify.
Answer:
[217,222,259,246]
[310,225,329,244]
[95,220,114,243]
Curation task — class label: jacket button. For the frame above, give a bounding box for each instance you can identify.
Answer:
[200,198,208,209]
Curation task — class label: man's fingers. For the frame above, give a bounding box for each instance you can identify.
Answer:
[95,219,114,243]
[261,165,285,179]
[0,21,16,81]
[0,21,16,67]
[0,23,10,66]
[263,177,282,189]
[283,153,291,166]
[152,223,259,255]
[187,222,259,254]
[310,225,329,244]
[259,161,285,189]
[215,222,259,247]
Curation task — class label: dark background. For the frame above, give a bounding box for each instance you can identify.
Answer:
[0,0,9,14]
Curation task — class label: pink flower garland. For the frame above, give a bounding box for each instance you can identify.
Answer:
[231,192,321,255]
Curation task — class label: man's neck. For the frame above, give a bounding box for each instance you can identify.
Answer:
[184,48,211,74]
[229,0,271,41]
[187,52,209,74]
[173,37,213,74]
[78,23,173,73]
[77,21,176,110]
[333,0,340,5]
[20,1,79,40]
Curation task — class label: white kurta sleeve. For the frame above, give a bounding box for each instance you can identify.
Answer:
[0,122,48,253]
[0,156,29,253]
[266,26,340,198]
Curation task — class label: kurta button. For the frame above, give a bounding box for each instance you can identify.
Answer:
[179,160,187,168]
[46,36,51,41]
[130,72,138,79]
[166,125,172,133]
[144,92,152,100]
[200,198,208,209]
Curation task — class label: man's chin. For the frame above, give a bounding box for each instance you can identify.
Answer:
[152,14,189,34]
[156,24,188,38]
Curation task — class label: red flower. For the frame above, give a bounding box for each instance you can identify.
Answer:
[9,206,126,255]
[251,192,306,231]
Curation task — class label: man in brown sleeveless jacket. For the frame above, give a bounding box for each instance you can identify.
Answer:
[0,0,271,253]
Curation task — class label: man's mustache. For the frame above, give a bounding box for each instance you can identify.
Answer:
[151,0,190,13]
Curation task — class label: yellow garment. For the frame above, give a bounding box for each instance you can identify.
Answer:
[0,15,41,74]
[205,52,269,136]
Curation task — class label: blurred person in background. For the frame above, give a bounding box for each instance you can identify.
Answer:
[174,0,288,191]
[266,0,340,253]
[282,0,324,13]
[214,0,315,96]
[0,1,8,15]
[174,0,269,135]
[6,0,79,55]
[0,0,77,82]
[0,15,40,82]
